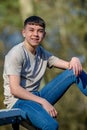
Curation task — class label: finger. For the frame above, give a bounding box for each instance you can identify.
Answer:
[73,65,81,76]
[78,65,82,75]
[49,109,58,118]
[72,65,78,76]
[76,63,82,76]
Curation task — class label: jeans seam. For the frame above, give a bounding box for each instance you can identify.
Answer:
[41,72,75,104]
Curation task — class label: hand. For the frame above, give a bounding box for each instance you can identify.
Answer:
[41,99,58,118]
[68,57,82,76]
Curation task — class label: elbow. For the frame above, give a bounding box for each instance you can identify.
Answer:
[10,85,18,96]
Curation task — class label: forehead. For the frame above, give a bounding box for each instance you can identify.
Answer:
[25,23,44,29]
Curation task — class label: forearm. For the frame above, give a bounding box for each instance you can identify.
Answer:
[9,75,44,105]
[54,58,70,69]
[11,85,44,105]
[54,57,82,76]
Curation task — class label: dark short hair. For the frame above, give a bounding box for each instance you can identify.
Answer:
[24,16,46,29]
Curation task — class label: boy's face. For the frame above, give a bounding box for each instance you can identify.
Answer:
[22,23,46,47]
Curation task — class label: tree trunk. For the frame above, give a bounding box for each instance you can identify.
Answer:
[19,0,34,21]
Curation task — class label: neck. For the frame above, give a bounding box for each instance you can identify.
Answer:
[24,41,36,55]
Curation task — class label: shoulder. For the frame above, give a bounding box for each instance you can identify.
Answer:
[5,42,25,64]
[37,45,53,58]
[6,42,24,57]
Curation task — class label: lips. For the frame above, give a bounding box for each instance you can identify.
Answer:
[31,38,39,43]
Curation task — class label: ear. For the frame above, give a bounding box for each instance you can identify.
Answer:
[43,31,46,38]
[22,29,25,37]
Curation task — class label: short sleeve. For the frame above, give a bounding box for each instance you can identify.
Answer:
[39,46,59,68]
[4,50,22,75]
[47,56,59,68]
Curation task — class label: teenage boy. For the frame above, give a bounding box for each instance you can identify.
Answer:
[3,16,87,130]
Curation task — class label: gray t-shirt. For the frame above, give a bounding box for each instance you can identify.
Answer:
[3,42,59,108]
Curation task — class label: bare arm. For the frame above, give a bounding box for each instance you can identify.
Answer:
[53,57,82,76]
[9,75,46,104]
[9,75,57,117]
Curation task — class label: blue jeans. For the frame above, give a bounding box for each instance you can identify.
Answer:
[12,69,87,130]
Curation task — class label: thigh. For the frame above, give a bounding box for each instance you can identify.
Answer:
[39,69,75,105]
[13,99,58,129]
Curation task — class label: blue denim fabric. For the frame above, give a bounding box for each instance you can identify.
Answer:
[12,69,87,130]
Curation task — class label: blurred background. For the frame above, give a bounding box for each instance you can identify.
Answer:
[0,0,87,130]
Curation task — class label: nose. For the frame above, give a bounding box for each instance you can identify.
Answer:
[33,30,38,36]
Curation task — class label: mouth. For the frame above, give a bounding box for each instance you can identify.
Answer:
[31,38,39,43]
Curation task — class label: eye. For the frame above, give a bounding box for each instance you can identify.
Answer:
[29,29,34,32]
[39,29,44,33]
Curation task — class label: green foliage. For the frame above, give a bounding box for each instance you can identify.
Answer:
[0,0,87,130]
[0,0,22,30]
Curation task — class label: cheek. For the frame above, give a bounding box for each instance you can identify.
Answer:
[40,33,45,38]
[23,32,30,38]
[41,34,45,40]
